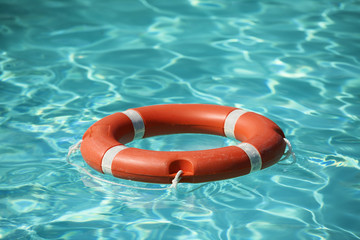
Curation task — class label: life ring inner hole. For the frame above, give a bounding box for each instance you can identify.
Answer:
[125,133,239,151]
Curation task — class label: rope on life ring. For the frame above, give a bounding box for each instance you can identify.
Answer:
[67,104,296,188]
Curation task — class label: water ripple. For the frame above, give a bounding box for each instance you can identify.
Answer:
[1,0,360,239]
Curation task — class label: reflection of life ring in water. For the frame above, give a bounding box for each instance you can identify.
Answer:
[80,104,289,184]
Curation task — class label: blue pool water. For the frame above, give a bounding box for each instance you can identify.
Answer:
[1,0,360,239]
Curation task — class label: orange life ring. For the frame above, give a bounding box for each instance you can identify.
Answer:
[80,104,286,184]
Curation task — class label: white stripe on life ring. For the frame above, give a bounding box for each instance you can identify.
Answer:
[224,109,247,139]
[236,143,262,172]
[123,109,145,140]
[101,145,128,175]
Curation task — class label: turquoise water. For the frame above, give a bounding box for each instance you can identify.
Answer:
[1,0,360,239]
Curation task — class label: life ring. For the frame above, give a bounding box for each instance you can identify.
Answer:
[80,104,287,184]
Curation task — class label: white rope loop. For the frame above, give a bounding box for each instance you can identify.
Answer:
[66,140,183,191]
[66,140,82,164]
[278,138,296,165]
[170,170,183,189]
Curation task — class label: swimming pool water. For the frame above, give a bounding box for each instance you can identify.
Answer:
[1,0,359,239]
